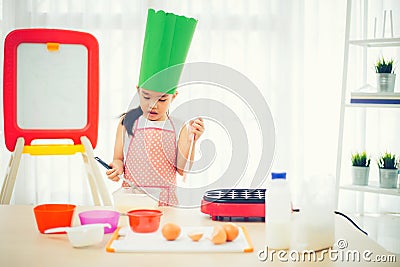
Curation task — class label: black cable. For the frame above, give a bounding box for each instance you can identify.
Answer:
[292,208,368,236]
[334,210,368,236]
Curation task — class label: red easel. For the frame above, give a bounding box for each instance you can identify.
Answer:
[1,29,111,205]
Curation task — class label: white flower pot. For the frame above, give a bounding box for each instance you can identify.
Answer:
[376,73,396,92]
[379,168,398,189]
[351,166,369,186]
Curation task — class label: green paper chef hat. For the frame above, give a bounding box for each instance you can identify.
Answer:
[138,9,197,94]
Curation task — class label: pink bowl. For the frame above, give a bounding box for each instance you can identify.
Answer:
[78,210,119,234]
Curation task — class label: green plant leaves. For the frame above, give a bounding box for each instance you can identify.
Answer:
[351,151,371,167]
[375,57,394,73]
[377,152,398,169]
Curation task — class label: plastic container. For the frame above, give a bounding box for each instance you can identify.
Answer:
[44,223,111,247]
[265,172,292,249]
[78,210,120,234]
[33,204,76,234]
[112,187,161,213]
[127,209,163,233]
[290,174,335,252]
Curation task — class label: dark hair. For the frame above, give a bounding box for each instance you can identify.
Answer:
[121,107,143,136]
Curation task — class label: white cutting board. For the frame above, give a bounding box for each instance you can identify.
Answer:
[106,226,253,253]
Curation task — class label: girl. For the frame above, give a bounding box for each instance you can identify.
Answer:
[106,87,204,206]
[106,8,200,205]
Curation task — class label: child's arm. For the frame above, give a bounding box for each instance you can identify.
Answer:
[176,118,204,176]
[106,117,125,182]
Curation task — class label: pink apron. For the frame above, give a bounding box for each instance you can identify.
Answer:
[123,116,178,206]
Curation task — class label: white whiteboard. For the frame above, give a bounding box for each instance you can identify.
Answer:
[16,43,88,129]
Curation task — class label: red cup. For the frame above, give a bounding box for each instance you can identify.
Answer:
[127,209,163,233]
[33,204,76,233]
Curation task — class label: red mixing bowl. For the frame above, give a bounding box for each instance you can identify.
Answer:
[33,204,76,233]
[127,209,163,233]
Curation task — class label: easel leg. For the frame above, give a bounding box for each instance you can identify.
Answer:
[81,136,112,206]
[0,138,25,204]
[81,152,102,206]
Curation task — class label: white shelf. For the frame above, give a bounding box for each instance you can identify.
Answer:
[348,91,400,107]
[349,38,400,47]
[336,0,400,210]
[340,182,400,196]
[346,103,400,108]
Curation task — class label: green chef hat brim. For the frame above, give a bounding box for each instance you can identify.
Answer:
[138,9,197,94]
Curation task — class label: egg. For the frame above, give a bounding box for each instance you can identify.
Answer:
[187,232,203,242]
[162,223,181,241]
[223,223,239,241]
[211,225,227,245]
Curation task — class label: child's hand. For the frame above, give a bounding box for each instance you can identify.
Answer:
[189,117,204,142]
[106,160,124,182]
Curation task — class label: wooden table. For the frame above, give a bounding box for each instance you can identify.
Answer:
[0,205,397,266]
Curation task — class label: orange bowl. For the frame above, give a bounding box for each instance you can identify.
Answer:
[33,204,76,233]
[127,209,163,233]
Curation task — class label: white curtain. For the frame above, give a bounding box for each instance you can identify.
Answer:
[0,0,397,210]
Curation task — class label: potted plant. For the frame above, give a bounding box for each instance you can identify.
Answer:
[377,152,398,188]
[351,152,371,185]
[375,57,396,92]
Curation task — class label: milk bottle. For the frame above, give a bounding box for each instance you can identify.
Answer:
[265,172,292,249]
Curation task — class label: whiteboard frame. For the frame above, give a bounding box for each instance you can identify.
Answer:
[3,28,99,151]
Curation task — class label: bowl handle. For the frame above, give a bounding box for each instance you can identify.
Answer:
[44,227,70,234]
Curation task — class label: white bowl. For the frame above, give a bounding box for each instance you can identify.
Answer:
[112,187,161,213]
[44,223,111,247]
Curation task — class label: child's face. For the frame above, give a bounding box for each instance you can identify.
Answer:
[138,88,177,121]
